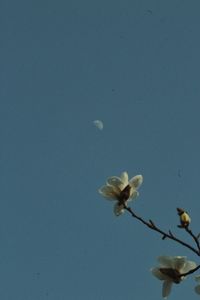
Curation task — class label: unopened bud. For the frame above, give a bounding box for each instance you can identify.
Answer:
[177,208,191,228]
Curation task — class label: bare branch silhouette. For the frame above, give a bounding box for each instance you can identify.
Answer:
[124,205,200,256]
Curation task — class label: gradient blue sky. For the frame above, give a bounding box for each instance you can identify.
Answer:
[1,0,200,299]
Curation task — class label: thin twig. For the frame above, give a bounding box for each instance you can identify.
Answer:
[185,227,200,253]
[124,206,200,256]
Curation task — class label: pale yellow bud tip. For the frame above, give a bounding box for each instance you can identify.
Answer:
[181,212,191,223]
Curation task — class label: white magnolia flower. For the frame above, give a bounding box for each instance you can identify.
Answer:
[98,171,143,216]
[151,256,196,299]
[194,275,200,294]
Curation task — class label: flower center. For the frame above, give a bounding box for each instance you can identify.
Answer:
[118,185,131,203]
[159,268,182,284]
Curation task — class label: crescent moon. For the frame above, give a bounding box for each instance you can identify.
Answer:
[93,120,103,130]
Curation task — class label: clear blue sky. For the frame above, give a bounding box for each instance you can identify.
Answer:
[1,0,200,299]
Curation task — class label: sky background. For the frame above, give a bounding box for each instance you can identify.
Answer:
[1,0,200,299]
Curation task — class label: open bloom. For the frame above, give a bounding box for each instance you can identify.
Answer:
[151,256,196,299]
[194,275,200,294]
[98,171,143,216]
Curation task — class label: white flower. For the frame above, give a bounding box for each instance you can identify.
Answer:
[151,256,196,299]
[194,275,200,294]
[98,171,143,216]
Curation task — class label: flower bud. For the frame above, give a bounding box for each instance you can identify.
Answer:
[177,208,191,228]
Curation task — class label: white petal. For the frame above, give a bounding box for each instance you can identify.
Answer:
[129,189,139,200]
[129,175,143,189]
[113,203,125,216]
[158,256,175,268]
[107,175,128,191]
[120,172,129,186]
[151,268,168,280]
[195,285,200,294]
[172,256,186,271]
[162,280,173,299]
[181,260,197,273]
[107,176,123,188]
[98,185,118,200]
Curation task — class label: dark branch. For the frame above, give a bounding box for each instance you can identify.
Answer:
[124,206,200,256]
[185,227,200,252]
